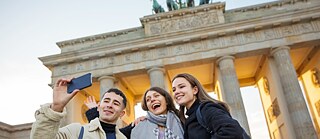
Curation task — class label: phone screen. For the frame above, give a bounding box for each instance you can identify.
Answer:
[67,73,92,93]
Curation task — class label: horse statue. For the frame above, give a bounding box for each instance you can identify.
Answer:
[186,0,194,7]
[199,0,210,5]
[167,0,179,11]
[152,0,165,13]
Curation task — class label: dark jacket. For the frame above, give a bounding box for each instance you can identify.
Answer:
[86,107,99,122]
[86,107,133,139]
[184,99,244,139]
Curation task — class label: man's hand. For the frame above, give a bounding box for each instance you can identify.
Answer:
[84,96,98,109]
[51,78,79,112]
[134,116,146,126]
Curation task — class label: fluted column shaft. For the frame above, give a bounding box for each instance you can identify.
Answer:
[271,46,316,138]
[98,76,116,98]
[148,67,166,90]
[216,56,250,135]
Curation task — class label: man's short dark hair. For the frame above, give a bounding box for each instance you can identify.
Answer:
[102,88,127,108]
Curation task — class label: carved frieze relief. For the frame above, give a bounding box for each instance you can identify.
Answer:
[208,38,222,49]
[141,51,149,60]
[52,20,319,76]
[91,59,103,69]
[157,47,168,57]
[314,20,320,31]
[60,65,68,75]
[244,32,257,43]
[174,44,185,54]
[108,57,115,65]
[261,29,276,40]
[76,63,85,72]
[191,41,204,52]
[298,23,314,33]
[281,26,295,37]
[224,35,239,46]
[148,12,220,35]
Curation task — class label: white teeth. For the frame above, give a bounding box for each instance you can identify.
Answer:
[176,96,183,100]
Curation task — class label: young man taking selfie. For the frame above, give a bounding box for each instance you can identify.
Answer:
[30,78,128,139]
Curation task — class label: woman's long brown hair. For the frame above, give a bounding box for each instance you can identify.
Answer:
[172,73,230,123]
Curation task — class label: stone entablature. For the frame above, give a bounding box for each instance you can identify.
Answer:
[54,0,319,54]
[42,18,320,78]
[56,27,145,53]
[225,0,316,22]
[39,0,320,79]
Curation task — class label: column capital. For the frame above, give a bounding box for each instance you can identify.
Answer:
[147,67,165,74]
[98,75,116,81]
[271,46,290,56]
[216,56,235,65]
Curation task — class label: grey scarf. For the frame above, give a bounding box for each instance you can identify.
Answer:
[146,111,184,139]
[131,111,184,139]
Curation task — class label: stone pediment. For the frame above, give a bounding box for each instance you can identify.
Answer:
[140,2,225,36]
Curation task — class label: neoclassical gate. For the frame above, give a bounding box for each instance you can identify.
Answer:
[40,0,320,138]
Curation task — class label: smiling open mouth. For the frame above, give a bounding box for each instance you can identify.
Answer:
[152,104,161,110]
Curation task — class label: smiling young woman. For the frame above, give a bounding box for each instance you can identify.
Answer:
[131,87,184,139]
[172,73,250,139]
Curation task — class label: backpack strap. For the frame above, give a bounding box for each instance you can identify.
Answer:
[78,126,84,139]
[196,101,213,134]
[196,102,251,139]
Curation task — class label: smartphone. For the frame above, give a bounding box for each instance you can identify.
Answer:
[67,73,92,94]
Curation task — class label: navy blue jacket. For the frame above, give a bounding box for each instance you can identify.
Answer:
[184,99,245,139]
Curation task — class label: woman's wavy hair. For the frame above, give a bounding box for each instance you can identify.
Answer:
[172,73,230,123]
[141,86,179,116]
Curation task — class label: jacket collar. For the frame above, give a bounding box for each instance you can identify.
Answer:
[186,99,200,116]
[87,118,126,139]
[88,118,102,132]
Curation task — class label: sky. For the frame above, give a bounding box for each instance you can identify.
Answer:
[0,0,275,138]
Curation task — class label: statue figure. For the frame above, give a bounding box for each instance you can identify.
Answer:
[176,0,186,9]
[152,0,165,13]
[186,0,194,7]
[199,0,210,5]
[167,0,179,11]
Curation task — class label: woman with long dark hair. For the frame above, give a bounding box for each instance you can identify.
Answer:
[172,73,248,139]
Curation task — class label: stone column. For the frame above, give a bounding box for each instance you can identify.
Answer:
[271,46,317,138]
[147,67,166,90]
[216,56,250,135]
[98,76,116,98]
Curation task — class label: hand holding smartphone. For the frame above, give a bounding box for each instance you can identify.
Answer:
[67,73,92,93]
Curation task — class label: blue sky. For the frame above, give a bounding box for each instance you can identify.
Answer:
[0,0,275,138]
